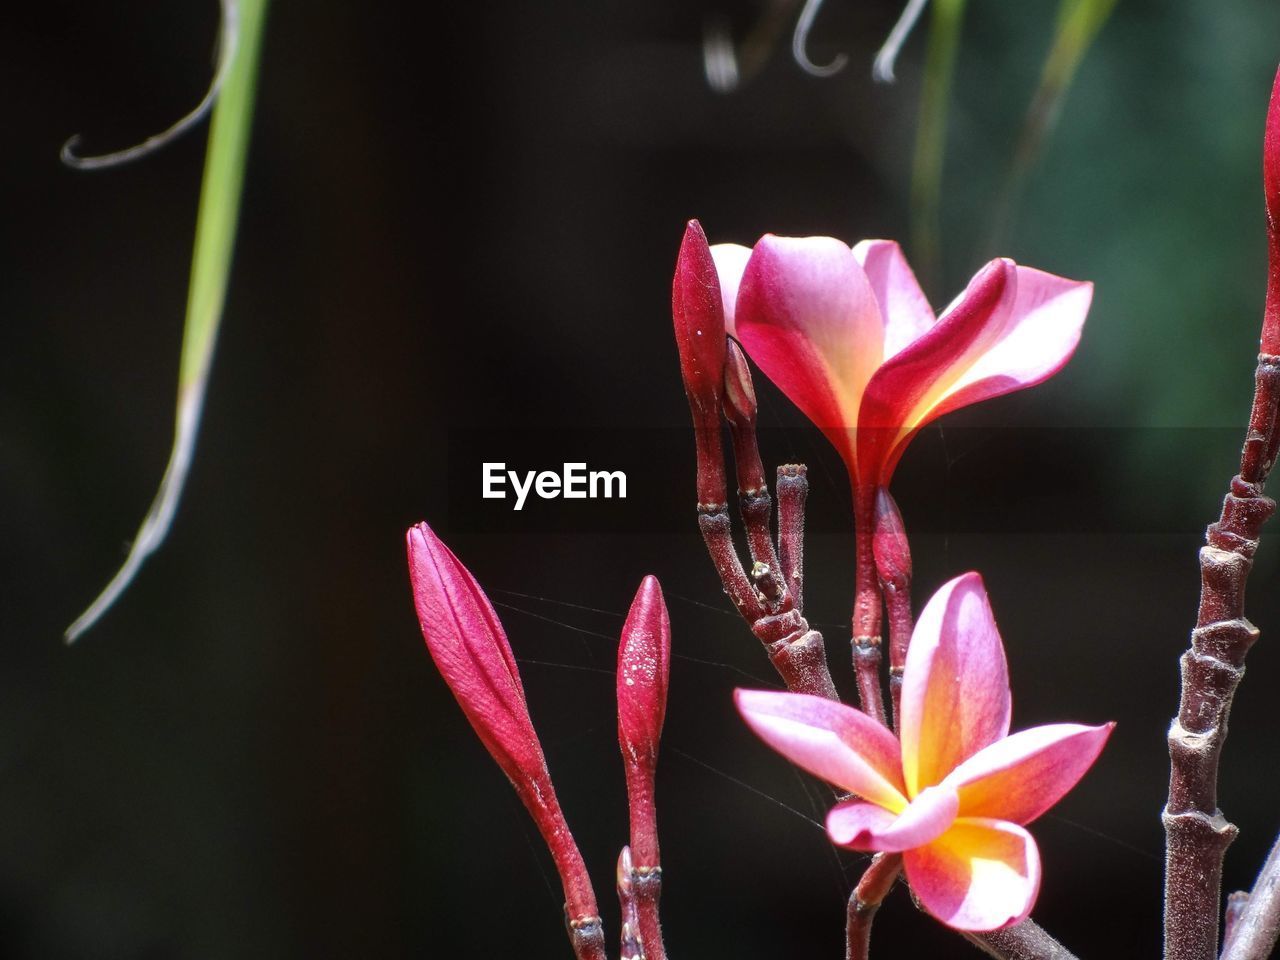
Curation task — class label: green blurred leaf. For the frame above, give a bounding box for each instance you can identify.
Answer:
[66,0,270,642]
[910,0,967,294]
[988,0,1119,251]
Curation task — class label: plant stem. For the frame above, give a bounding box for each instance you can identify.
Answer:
[1220,834,1280,960]
[617,845,665,960]
[1170,67,1280,960]
[569,915,608,960]
[698,504,839,700]
[632,866,666,960]
[777,465,809,614]
[852,485,888,726]
[622,763,667,960]
[962,920,1079,960]
[985,0,1118,254]
[907,882,1075,959]
[846,853,902,960]
[516,780,603,955]
[1224,890,1250,953]
[619,852,645,960]
[1164,356,1280,960]
[725,342,787,598]
[698,507,766,624]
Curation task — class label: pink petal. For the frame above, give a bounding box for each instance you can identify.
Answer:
[857,260,1091,486]
[904,818,1042,931]
[941,723,1114,825]
[855,259,1011,486]
[735,235,884,470]
[852,239,936,358]
[406,523,543,781]
[710,242,752,337]
[926,266,1092,421]
[899,573,1011,797]
[826,785,959,852]
[734,689,908,810]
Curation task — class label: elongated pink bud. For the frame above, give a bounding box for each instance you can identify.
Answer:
[673,220,729,506]
[1263,66,1280,354]
[873,487,915,726]
[408,522,538,779]
[673,220,728,420]
[723,338,769,498]
[872,487,912,587]
[618,576,671,771]
[722,339,758,429]
[406,522,601,931]
[617,575,671,868]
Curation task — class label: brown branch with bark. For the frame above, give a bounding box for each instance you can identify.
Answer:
[1163,66,1280,960]
[1221,835,1280,960]
[962,920,1080,960]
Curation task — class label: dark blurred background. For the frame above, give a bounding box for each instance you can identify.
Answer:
[4,0,1280,956]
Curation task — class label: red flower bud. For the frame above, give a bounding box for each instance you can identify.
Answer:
[723,338,770,498]
[1263,65,1280,354]
[617,575,671,868]
[617,575,671,774]
[408,522,539,779]
[722,339,758,430]
[872,487,912,588]
[673,220,730,507]
[406,522,600,926]
[673,220,728,421]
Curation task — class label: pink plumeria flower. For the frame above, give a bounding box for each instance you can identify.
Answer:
[736,572,1113,931]
[709,237,1093,489]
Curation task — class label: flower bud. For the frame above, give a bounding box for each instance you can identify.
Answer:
[617,576,670,869]
[617,576,671,772]
[1263,65,1280,354]
[406,522,600,925]
[672,220,728,421]
[722,339,758,430]
[674,220,730,507]
[407,522,541,781]
[616,844,636,897]
[872,487,912,588]
[723,338,770,499]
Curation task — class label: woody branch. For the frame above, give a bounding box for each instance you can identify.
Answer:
[1163,65,1280,960]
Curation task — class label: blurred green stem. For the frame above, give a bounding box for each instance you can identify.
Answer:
[987,0,1118,253]
[910,0,966,293]
[66,0,270,642]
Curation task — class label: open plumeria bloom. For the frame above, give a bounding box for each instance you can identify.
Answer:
[736,572,1113,931]
[709,236,1093,490]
